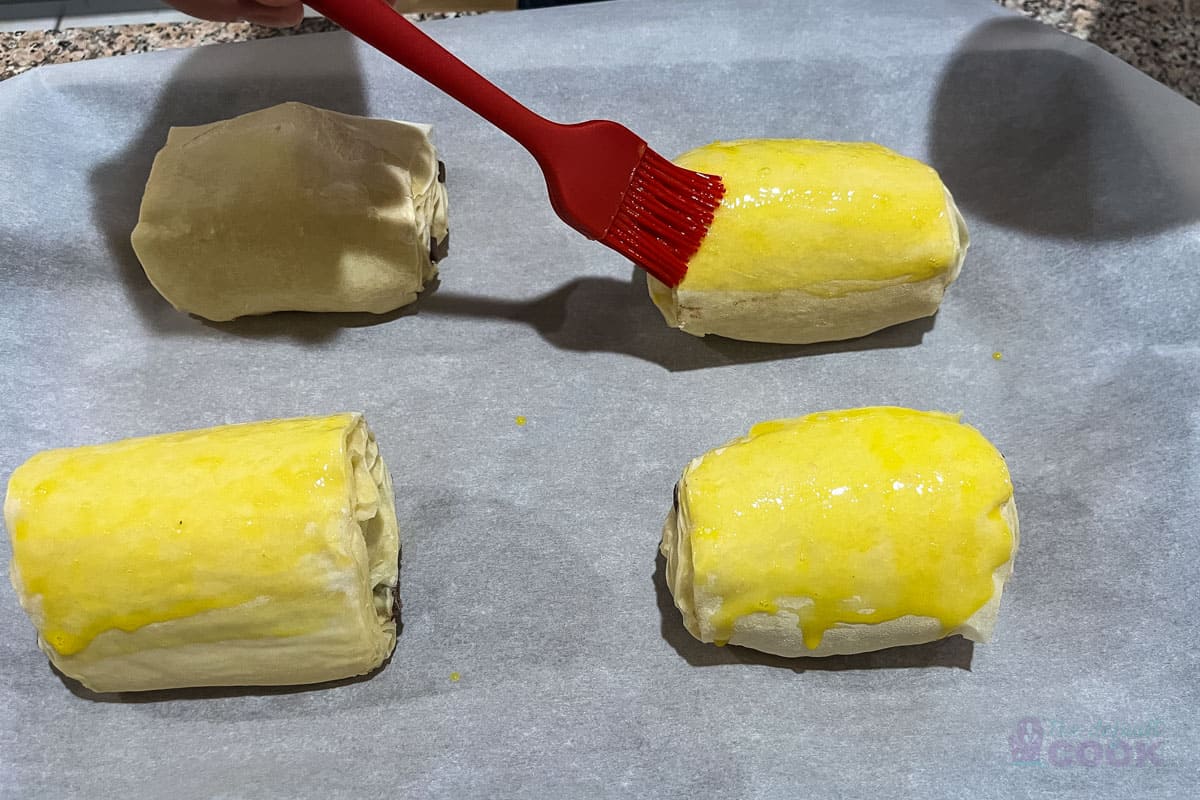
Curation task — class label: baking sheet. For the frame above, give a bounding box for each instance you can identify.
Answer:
[2,0,1198,797]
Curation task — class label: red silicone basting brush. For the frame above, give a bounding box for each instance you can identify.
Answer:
[305,0,725,287]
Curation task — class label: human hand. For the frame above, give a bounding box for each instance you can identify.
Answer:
[162,0,307,28]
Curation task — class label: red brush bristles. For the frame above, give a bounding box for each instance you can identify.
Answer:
[602,149,726,287]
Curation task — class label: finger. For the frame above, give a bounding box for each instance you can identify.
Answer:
[236,0,305,27]
[163,0,245,23]
[160,0,304,26]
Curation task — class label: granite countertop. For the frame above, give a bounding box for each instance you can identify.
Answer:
[0,1,1196,103]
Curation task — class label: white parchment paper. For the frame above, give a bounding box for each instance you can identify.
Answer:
[1,1,1198,797]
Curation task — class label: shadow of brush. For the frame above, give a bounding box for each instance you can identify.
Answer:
[416,271,936,372]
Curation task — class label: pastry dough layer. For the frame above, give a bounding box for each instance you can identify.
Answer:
[661,408,1018,657]
[648,139,967,343]
[5,414,399,692]
[131,102,449,321]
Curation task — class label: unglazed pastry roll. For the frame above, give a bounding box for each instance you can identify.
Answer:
[661,408,1018,657]
[648,140,968,344]
[131,102,450,321]
[4,414,399,692]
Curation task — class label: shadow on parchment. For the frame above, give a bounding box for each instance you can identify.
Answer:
[212,270,935,372]
[928,17,1200,240]
[416,272,937,372]
[88,31,373,336]
[653,552,975,672]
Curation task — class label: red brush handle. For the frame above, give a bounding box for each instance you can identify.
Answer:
[306,0,557,148]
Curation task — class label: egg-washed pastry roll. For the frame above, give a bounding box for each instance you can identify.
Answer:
[648,140,968,344]
[131,102,450,322]
[4,414,399,693]
[661,407,1017,657]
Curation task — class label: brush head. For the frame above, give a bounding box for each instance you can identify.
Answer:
[602,149,726,287]
[536,121,725,287]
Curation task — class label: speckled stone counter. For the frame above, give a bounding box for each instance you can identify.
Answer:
[0,2,1197,103]
[1,18,331,81]
[998,0,1197,101]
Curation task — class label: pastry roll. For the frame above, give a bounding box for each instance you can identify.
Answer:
[661,407,1018,657]
[4,414,399,692]
[131,102,450,321]
[648,139,968,344]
